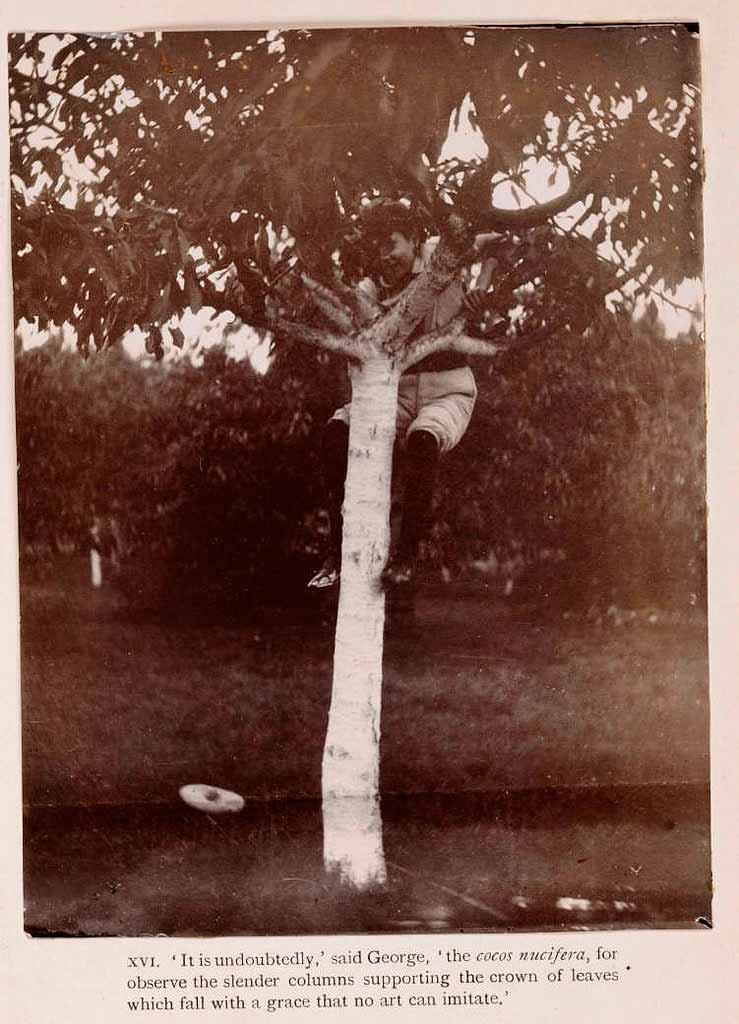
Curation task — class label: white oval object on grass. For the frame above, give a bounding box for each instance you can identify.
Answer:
[179,784,245,814]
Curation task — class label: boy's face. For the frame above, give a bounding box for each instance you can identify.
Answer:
[378,230,418,288]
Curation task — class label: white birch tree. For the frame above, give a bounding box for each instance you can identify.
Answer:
[10,26,702,889]
[217,159,615,886]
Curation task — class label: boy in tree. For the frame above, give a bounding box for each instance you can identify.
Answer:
[308,202,496,588]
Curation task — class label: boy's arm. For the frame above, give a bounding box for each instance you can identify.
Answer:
[472,230,504,291]
[473,255,496,294]
[473,230,506,251]
[357,276,380,303]
[462,236,501,314]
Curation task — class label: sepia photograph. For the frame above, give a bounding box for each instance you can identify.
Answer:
[9,23,710,938]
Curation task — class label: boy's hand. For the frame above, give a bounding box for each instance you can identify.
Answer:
[473,230,506,251]
[224,275,248,313]
[462,287,487,318]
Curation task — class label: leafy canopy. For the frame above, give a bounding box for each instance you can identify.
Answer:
[9,26,702,356]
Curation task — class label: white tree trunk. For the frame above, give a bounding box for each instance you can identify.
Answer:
[322,354,400,888]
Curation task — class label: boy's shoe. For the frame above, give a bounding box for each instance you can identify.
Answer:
[307,555,340,589]
[381,555,415,587]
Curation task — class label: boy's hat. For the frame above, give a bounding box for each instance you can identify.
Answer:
[179,783,245,814]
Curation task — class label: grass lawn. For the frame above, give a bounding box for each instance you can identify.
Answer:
[19,558,711,935]
[21,559,709,808]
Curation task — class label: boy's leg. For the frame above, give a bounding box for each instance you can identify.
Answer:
[383,368,476,586]
[308,417,349,588]
[323,417,349,554]
[309,386,415,588]
[383,428,440,585]
[398,428,441,557]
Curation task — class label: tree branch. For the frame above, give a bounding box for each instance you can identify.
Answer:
[196,279,363,359]
[441,334,505,359]
[549,215,701,320]
[495,320,566,361]
[511,163,699,321]
[331,276,384,327]
[199,279,266,326]
[400,314,503,370]
[559,196,596,233]
[400,314,463,369]
[474,150,609,233]
[300,273,356,333]
[271,317,361,360]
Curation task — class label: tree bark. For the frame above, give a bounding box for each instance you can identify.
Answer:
[321,353,400,888]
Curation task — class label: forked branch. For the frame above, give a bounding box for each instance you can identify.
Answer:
[202,276,360,358]
[400,315,504,371]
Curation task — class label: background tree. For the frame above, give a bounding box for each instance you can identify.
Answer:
[10,25,703,887]
[16,315,705,613]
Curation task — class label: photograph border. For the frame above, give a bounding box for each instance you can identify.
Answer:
[2,2,737,1020]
